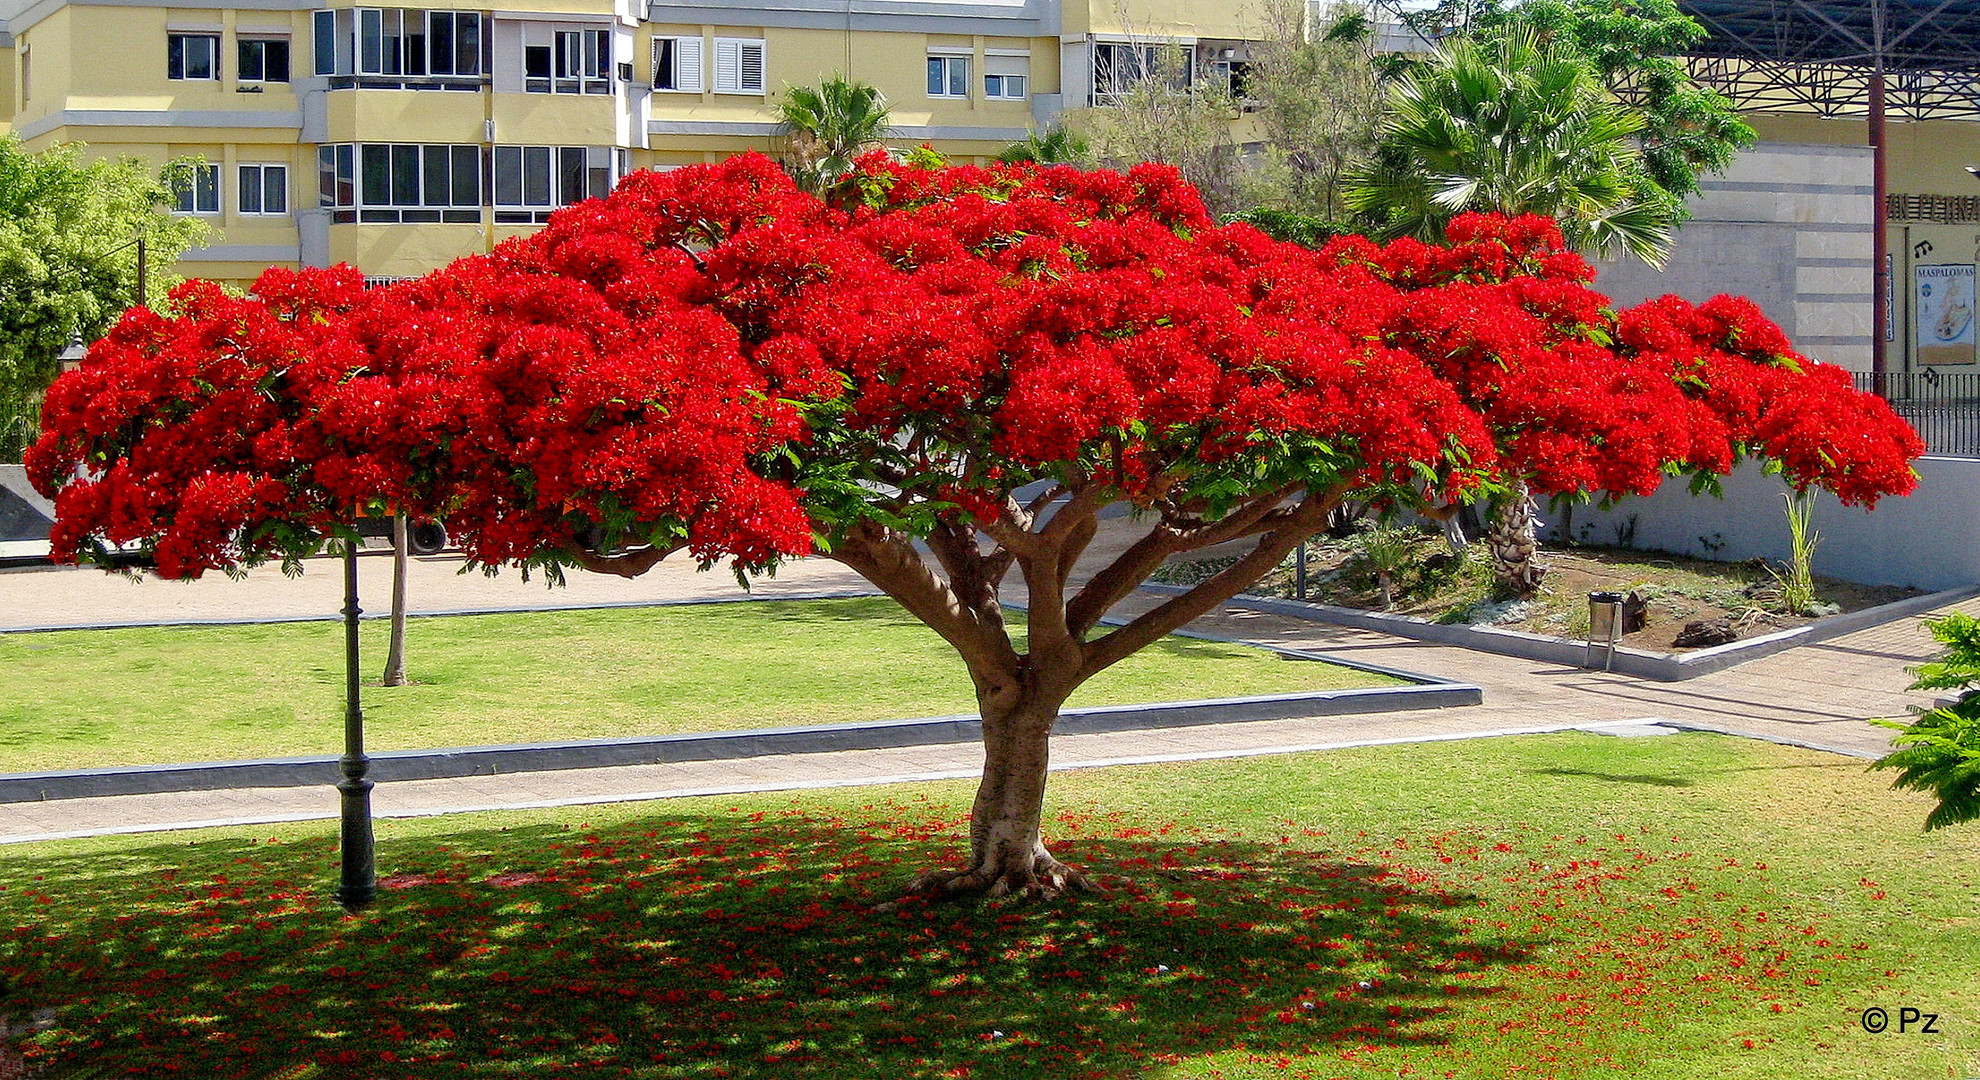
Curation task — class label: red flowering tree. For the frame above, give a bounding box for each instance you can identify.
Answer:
[29,154,1921,899]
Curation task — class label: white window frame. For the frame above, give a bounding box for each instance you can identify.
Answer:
[313,10,344,76]
[651,34,703,93]
[492,145,615,222]
[173,164,221,215]
[1092,40,1184,104]
[238,163,289,215]
[321,142,482,223]
[712,37,764,95]
[926,52,970,99]
[983,51,1029,100]
[167,33,220,81]
[552,27,610,95]
[425,11,483,77]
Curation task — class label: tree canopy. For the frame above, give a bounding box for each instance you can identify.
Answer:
[0,137,207,457]
[30,154,1921,897]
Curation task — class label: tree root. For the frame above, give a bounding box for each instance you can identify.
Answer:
[876,854,1105,910]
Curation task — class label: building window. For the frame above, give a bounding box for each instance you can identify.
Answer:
[1208,58,1250,98]
[173,164,221,214]
[651,35,702,92]
[712,38,763,94]
[319,143,481,223]
[425,11,481,76]
[168,33,220,80]
[493,145,614,223]
[525,26,609,94]
[1092,42,1167,103]
[239,164,289,215]
[315,9,483,87]
[239,38,291,83]
[926,54,970,98]
[983,53,1028,100]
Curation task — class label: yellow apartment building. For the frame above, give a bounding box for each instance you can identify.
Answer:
[0,0,1271,286]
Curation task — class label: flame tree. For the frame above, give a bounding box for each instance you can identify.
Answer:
[29,154,1920,899]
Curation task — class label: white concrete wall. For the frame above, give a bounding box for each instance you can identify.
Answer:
[1591,141,1876,373]
[1556,456,1980,591]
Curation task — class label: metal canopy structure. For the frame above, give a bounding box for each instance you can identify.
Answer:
[1671,1,1980,378]
[1679,0,1980,121]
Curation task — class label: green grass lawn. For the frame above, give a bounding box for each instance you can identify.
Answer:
[3,732,1974,1078]
[0,598,1399,773]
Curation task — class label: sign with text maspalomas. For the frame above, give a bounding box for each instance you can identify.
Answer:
[1915,262,1977,366]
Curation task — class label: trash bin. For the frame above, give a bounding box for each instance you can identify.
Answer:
[1587,590,1625,670]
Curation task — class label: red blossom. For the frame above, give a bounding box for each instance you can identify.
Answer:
[29,153,1919,579]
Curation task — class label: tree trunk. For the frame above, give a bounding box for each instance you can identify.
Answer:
[1486,478,1545,597]
[382,514,409,687]
[902,689,1095,902]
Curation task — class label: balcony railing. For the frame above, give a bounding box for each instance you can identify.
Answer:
[1856,370,1980,458]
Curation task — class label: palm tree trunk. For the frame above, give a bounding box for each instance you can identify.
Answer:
[1487,478,1545,597]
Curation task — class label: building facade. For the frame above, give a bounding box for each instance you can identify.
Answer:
[0,0,1264,286]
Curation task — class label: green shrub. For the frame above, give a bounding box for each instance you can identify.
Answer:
[1873,612,1980,830]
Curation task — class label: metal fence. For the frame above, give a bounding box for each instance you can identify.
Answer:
[1855,371,1980,459]
[0,394,38,464]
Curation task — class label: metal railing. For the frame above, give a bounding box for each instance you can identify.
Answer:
[1856,371,1980,459]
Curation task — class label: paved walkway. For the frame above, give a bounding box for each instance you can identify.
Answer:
[1,553,1961,845]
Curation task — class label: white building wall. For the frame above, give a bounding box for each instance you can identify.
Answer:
[1591,141,1877,373]
[1560,456,1980,591]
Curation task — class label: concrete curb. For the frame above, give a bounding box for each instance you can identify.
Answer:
[0,720,1659,845]
[1139,582,1980,681]
[0,677,1480,803]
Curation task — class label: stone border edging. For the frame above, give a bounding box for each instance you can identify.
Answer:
[1139,582,1980,681]
[0,638,1481,803]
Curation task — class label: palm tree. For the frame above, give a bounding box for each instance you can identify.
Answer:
[1344,29,1677,267]
[995,126,1089,166]
[1345,30,1681,597]
[774,76,892,192]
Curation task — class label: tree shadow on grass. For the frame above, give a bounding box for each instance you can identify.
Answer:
[1529,766,1695,788]
[1,808,1536,1078]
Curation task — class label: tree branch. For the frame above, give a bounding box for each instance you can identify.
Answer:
[1063,482,1302,637]
[1023,483,1069,520]
[562,541,683,578]
[1172,482,1304,549]
[925,518,1009,637]
[1064,524,1182,640]
[1017,487,1108,661]
[1077,490,1340,680]
[829,520,1020,678]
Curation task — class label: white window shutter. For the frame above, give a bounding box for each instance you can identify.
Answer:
[677,36,703,92]
[713,38,739,92]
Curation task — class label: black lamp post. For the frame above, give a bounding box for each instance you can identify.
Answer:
[334,538,377,911]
